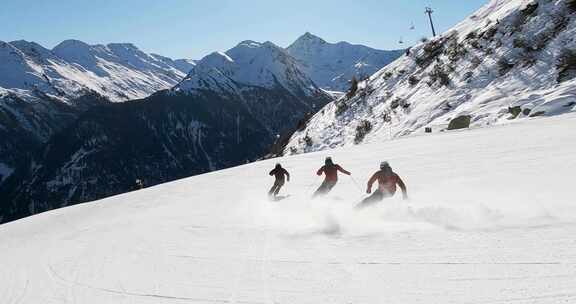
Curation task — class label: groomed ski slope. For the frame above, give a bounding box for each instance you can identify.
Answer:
[1,113,575,303]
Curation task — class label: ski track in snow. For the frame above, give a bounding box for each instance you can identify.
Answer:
[1,113,576,303]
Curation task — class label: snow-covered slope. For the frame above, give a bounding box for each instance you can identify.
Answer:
[284,0,576,154]
[1,112,575,303]
[287,32,404,91]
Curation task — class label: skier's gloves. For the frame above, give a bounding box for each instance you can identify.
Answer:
[366,188,371,194]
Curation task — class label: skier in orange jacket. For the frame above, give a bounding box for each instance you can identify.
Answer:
[313,157,351,198]
[358,161,407,208]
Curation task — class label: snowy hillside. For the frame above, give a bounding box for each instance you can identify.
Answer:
[0,112,575,303]
[0,40,332,221]
[284,0,576,154]
[287,32,404,91]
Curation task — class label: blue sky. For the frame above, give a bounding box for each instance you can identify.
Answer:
[0,0,486,59]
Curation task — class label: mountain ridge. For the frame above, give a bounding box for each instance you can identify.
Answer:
[287,32,405,91]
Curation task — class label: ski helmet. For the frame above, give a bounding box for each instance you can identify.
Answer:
[275,163,281,169]
[325,157,334,165]
[380,161,391,170]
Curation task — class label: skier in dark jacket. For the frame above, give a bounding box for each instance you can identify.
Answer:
[268,163,290,197]
[313,157,351,198]
[357,161,407,208]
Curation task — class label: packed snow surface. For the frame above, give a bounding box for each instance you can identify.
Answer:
[1,113,575,303]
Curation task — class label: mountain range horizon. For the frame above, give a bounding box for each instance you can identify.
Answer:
[3,31,404,69]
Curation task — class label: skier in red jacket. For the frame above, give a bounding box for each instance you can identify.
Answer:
[268,163,290,197]
[313,157,351,198]
[358,161,407,208]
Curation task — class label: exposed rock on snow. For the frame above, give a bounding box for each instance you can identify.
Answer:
[448,115,472,130]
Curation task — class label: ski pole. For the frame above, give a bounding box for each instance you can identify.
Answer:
[349,175,364,194]
[306,175,322,196]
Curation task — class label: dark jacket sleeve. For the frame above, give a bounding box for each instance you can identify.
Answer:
[283,168,290,181]
[269,168,276,176]
[336,165,351,175]
[316,166,325,176]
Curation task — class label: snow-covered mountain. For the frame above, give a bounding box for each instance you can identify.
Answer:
[50,40,189,100]
[1,39,190,102]
[179,40,321,97]
[151,54,197,74]
[0,39,194,184]
[287,32,404,91]
[174,40,330,134]
[174,58,198,74]
[283,0,576,154]
[1,111,575,303]
[0,40,332,221]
